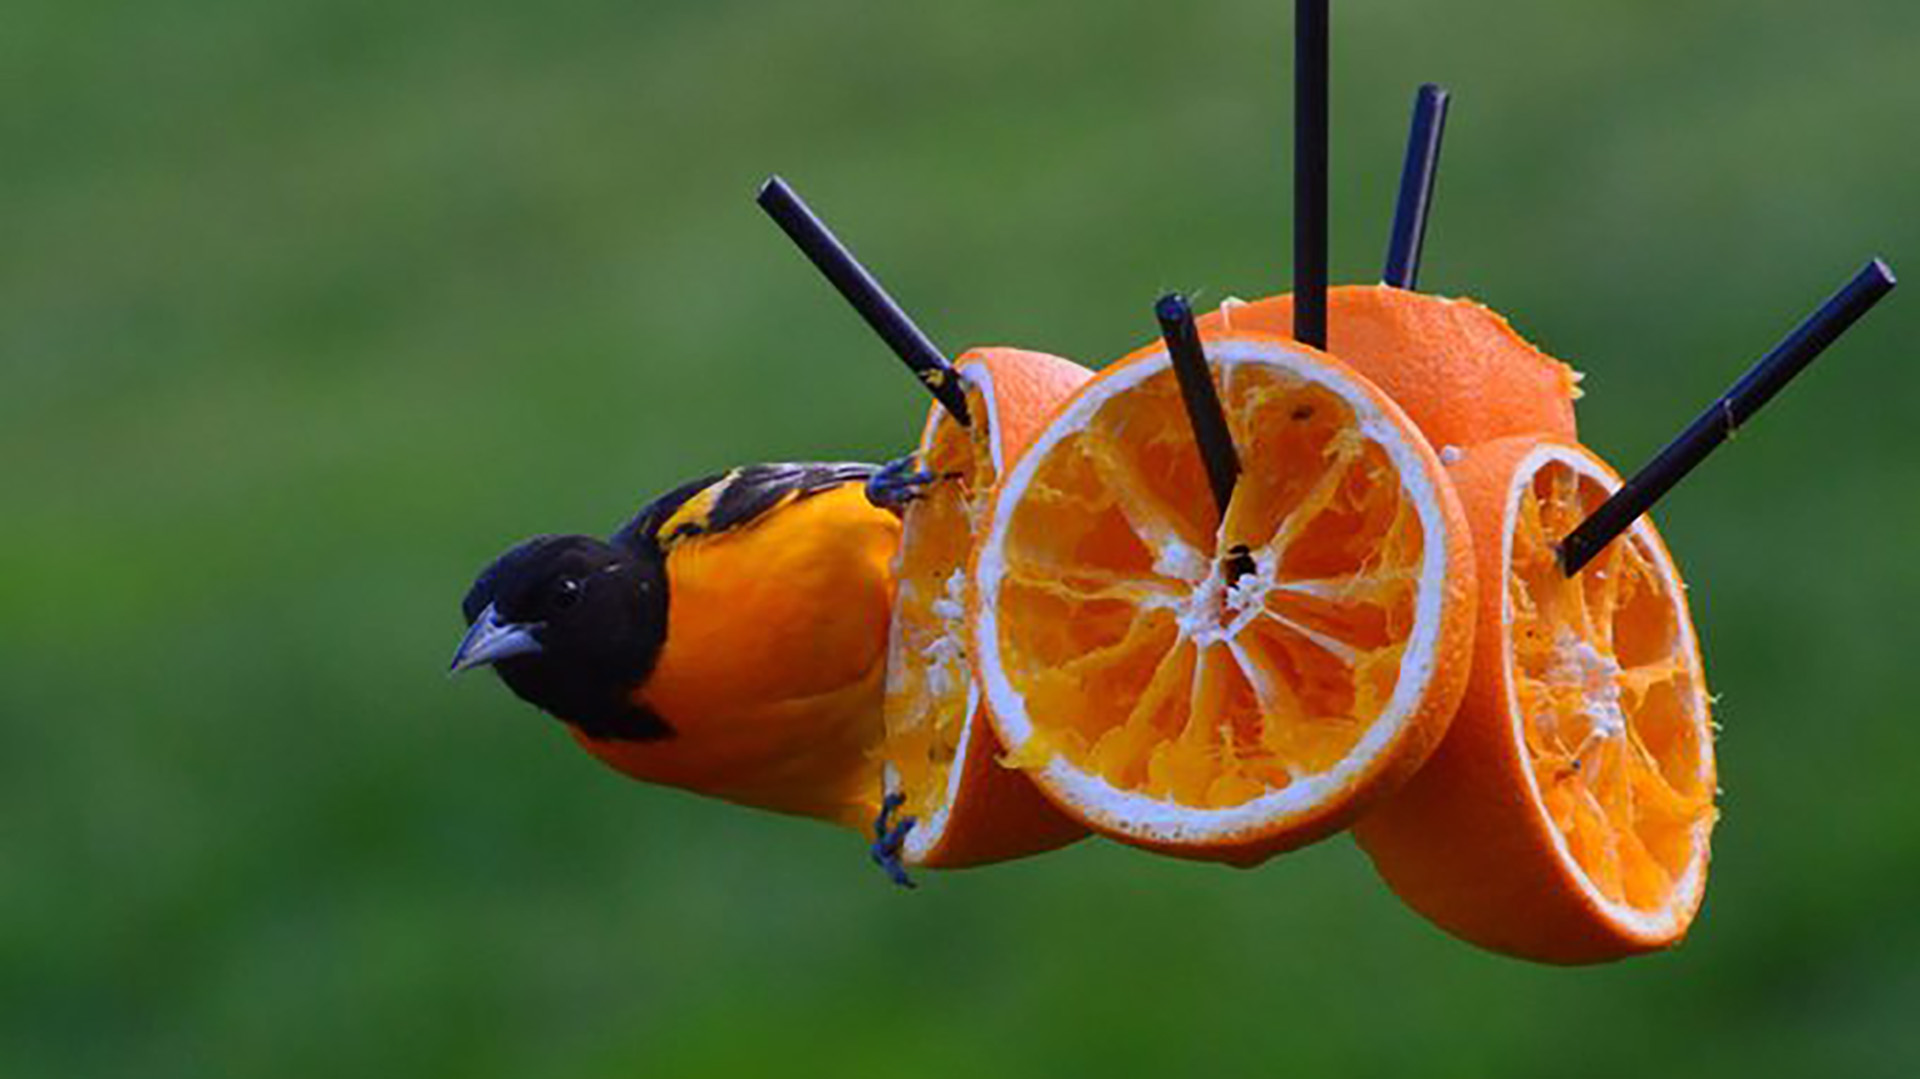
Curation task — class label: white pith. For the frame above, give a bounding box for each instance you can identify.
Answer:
[921,569,970,700]
[1549,629,1627,743]
[973,338,1454,846]
[1502,443,1713,937]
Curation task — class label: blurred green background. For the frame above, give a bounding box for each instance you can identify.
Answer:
[5,0,1918,1075]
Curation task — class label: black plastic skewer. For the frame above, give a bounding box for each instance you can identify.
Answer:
[1157,293,1240,522]
[1382,83,1451,290]
[756,175,972,427]
[1294,0,1329,349]
[1558,258,1897,576]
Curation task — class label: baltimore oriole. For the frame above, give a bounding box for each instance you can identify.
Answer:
[452,461,939,833]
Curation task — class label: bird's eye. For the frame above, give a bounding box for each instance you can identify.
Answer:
[551,577,583,610]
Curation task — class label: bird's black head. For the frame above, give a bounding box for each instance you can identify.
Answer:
[452,534,674,741]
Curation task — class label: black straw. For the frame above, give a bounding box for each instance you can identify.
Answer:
[1294,0,1329,348]
[1382,83,1450,290]
[1558,258,1896,575]
[1157,294,1241,522]
[756,175,971,427]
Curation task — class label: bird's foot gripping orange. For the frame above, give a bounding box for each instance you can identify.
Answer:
[865,455,946,512]
[1355,436,1717,964]
[868,792,916,888]
[972,332,1476,866]
[873,347,1094,873]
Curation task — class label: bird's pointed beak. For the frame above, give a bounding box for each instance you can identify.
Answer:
[450,603,544,673]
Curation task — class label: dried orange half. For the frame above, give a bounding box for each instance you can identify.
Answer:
[1196,285,1582,451]
[880,346,1092,868]
[1355,435,1717,964]
[972,332,1475,865]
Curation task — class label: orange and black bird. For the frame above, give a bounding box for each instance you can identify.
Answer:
[452,461,934,834]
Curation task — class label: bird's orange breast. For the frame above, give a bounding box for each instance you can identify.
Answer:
[576,484,900,828]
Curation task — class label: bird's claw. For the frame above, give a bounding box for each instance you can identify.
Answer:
[869,791,917,889]
[865,455,943,511]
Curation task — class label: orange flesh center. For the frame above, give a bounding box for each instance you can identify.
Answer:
[882,386,996,821]
[1510,462,1714,911]
[996,363,1424,809]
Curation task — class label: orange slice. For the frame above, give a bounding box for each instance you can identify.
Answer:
[1354,435,1717,963]
[1196,285,1582,450]
[880,347,1093,867]
[972,332,1475,864]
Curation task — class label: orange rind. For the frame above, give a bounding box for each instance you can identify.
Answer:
[1197,285,1581,451]
[1355,435,1717,963]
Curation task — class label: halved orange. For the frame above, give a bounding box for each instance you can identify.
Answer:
[1354,435,1717,964]
[971,331,1476,865]
[1195,285,1581,451]
[879,346,1093,868]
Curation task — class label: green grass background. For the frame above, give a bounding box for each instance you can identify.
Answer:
[5,1,1918,1075]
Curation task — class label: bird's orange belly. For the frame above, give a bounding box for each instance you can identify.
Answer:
[577,485,899,828]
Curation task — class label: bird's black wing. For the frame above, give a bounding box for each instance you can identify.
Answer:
[611,462,879,553]
[611,472,726,551]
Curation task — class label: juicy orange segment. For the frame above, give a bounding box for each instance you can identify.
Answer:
[976,333,1474,863]
[1507,456,1715,913]
[998,377,1418,802]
